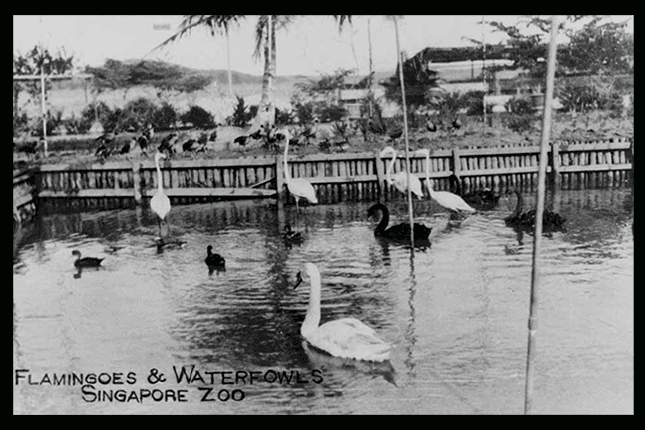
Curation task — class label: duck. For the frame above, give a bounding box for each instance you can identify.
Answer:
[72,250,104,268]
[283,224,304,244]
[294,263,392,362]
[367,203,432,245]
[448,174,500,210]
[205,245,225,268]
[504,188,566,231]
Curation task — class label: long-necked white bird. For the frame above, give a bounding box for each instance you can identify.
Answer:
[294,263,392,362]
[416,148,476,215]
[151,152,171,236]
[380,146,423,199]
[283,128,318,212]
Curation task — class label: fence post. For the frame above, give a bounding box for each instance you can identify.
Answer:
[452,147,461,177]
[550,141,561,190]
[374,149,385,200]
[132,162,142,205]
[275,154,284,202]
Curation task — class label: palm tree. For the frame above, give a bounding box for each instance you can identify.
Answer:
[155,15,352,128]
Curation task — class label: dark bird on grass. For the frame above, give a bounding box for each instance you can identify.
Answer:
[387,124,404,142]
[368,118,387,135]
[284,224,304,244]
[95,142,111,160]
[504,188,566,232]
[248,128,264,141]
[137,135,149,155]
[451,118,463,130]
[182,139,201,153]
[318,138,331,152]
[158,133,178,156]
[205,245,225,268]
[234,135,250,146]
[72,250,104,268]
[448,174,500,211]
[426,119,437,132]
[95,131,117,145]
[119,137,133,155]
[334,139,350,152]
[367,203,432,246]
[18,140,40,158]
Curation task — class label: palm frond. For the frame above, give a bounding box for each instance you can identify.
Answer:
[152,15,245,53]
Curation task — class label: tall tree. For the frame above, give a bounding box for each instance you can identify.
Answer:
[156,15,352,127]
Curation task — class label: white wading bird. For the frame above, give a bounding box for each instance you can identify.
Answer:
[416,148,476,215]
[151,152,172,236]
[283,128,318,212]
[380,146,423,199]
[294,263,392,362]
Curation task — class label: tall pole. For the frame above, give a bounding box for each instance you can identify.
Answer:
[367,17,374,118]
[39,15,48,157]
[267,15,273,127]
[482,15,487,131]
[226,27,233,99]
[523,15,560,415]
[393,16,415,250]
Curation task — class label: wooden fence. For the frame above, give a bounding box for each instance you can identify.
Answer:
[13,138,634,219]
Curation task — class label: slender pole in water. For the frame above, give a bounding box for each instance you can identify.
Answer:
[39,16,48,158]
[524,15,560,415]
[393,16,415,250]
[482,15,487,132]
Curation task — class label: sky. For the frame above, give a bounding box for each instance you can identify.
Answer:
[13,15,634,77]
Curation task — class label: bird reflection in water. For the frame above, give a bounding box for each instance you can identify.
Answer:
[208,264,226,276]
[301,340,398,387]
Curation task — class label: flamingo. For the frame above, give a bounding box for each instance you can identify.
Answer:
[283,129,318,212]
[151,152,171,237]
[379,146,423,199]
[416,149,476,215]
[294,263,392,362]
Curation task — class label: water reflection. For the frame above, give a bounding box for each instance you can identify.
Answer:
[13,188,633,414]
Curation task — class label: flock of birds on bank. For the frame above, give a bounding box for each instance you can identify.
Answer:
[72,133,567,363]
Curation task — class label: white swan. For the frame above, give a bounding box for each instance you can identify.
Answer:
[416,148,475,214]
[294,263,392,362]
[283,129,318,211]
[380,146,423,199]
[150,152,171,236]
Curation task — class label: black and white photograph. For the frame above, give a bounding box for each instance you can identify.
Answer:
[13,15,633,414]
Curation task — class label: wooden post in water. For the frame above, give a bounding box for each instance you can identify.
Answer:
[393,16,415,248]
[524,15,559,416]
[132,162,142,205]
[374,149,385,200]
[275,154,284,202]
[452,147,461,179]
[550,141,561,189]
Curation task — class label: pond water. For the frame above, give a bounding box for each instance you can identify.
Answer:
[13,188,633,415]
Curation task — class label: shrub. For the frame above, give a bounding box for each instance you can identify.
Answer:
[505,97,534,115]
[293,102,315,124]
[181,105,216,129]
[506,113,534,134]
[227,96,250,127]
[119,97,159,131]
[316,104,347,122]
[275,107,295,125]
[13,112,29,137]
[63,113,93,135]
[154,102,178,130]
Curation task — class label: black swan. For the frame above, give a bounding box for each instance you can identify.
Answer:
[367,203,432,244]
[449,174,500,210]
[72,250,104,268]
[504,189,566,231]
[205,245,225,268]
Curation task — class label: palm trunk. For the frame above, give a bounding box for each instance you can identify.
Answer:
[255,16,275,128]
